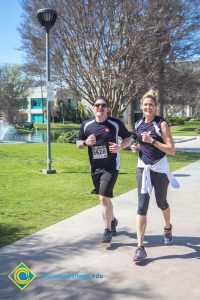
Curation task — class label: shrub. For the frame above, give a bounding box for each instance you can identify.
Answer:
[130,130,138,143]
[165,116,185,126]
[188,118,200,124]
[183,117,191,122]
[57,130,78,143]
[194,129,200,134]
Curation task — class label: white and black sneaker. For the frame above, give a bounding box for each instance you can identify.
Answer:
[101,229,112,243]
[111,218,118,236]
[133,246,147,263]
[163,224,173,245]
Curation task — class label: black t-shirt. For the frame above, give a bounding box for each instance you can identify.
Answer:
[78,117,131,172]
[136,116,166,165]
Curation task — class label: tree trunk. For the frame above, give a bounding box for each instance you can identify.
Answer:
[157,89,164,117]
[127,99,135,131]
[157,58,165,117]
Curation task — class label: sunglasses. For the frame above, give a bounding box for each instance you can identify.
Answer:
[94,103,107,108]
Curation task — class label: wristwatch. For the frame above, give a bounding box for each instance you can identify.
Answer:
[83,141,87,146]
[151,139,156,145]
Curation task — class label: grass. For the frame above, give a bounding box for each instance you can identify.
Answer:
[34,123,81,130]
[170,120,200,136]
[15,126,33,134]
[1,143,200,248]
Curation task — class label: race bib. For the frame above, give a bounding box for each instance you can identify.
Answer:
[92,146,108,159]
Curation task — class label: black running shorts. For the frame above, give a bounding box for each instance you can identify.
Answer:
[91,169,119,198]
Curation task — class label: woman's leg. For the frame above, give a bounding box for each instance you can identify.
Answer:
[136,168,150,246]
[136,214,147,246]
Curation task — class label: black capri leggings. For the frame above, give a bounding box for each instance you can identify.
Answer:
[137,168,169,216]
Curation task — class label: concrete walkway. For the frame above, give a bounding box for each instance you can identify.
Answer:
[0,138,200,299]
[174,135,200,153]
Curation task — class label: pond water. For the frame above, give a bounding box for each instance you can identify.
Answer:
[3,129,75,143]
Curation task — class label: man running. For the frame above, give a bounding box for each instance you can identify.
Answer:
[76,96,131,243]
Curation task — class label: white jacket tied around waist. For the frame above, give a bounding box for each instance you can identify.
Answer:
[137,156,180,195]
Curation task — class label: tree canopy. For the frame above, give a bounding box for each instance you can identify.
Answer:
[19,0,200,123]
[0,64,32,123]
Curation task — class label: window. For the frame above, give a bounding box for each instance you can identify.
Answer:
[31,98,43,109]
[18,98,28,109]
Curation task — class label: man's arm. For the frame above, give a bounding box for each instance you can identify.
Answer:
[76,134,96,149]
[76,140,87,149]
[76,122,87,149]
[118,120,132,150]
[120,136,132,150]
[109,136,132,153]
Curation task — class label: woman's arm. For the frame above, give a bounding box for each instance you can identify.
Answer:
[154,121,175,155]
[141,121,175,155]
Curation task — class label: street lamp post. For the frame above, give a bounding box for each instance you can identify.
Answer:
[37,8,57,174]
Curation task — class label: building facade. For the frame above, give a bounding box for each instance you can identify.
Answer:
[18,86,80,124]
[19,87,47,124]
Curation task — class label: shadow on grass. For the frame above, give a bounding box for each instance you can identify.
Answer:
[179,127,198,132]
[59,171,136,175]
[169,152,200,163]
[0,223,34,248]
[60,171,91,174]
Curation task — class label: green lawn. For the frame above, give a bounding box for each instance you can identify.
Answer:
[0,143,200,248]
[170,120,200,136]
[34,123,81,130]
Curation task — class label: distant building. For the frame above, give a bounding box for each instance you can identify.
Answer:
[164,60,200,118]
[17,86,47,124]
[17,86,80,124]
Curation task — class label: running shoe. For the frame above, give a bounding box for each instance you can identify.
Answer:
[133,246,147,263]
[111,218,118,236]
[101,229,112,243]
[163,224,173,245]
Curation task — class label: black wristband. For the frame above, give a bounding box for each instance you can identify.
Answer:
[83,141,87,146]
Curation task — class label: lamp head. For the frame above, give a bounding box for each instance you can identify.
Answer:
[37,8,57,32]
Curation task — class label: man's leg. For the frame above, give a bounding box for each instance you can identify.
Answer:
[99,195,113,243]
[99,195,113,230]
[98,170,118,243]
[99,170,118,228]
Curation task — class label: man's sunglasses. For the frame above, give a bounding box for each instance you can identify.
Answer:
[94,103,107,108]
